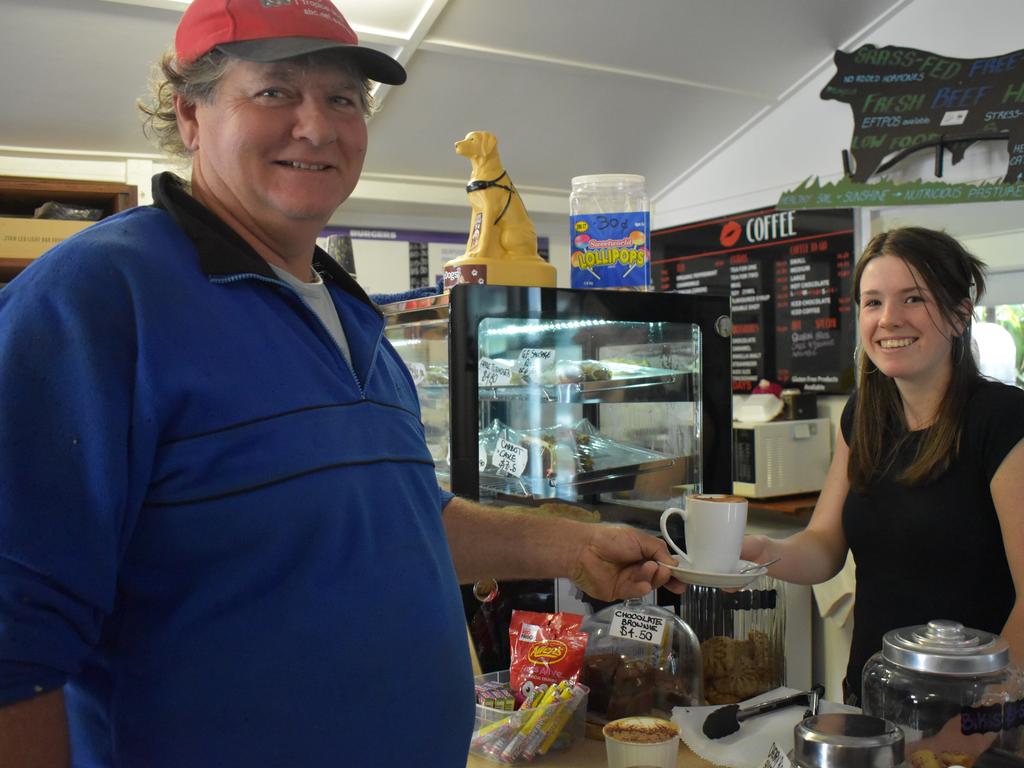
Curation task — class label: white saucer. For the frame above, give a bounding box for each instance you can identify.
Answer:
[663,556,768,589]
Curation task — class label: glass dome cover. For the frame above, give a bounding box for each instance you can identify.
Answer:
[862,620,1023,758]
[579,597,703,723]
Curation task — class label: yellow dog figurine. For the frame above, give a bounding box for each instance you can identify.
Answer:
[444,131,556,288]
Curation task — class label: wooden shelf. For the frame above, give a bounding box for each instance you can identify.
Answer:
[748,492,819,523]
[0,176,137,282]
[0,176,136,218]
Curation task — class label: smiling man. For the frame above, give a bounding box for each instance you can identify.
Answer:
[0,1,683,766]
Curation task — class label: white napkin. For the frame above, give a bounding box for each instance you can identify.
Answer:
[672,687,857,768]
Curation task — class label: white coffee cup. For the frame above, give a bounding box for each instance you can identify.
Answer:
[659,494,747,574]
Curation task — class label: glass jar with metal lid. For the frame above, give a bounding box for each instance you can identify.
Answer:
[862,620,1024,761]
[794,713,906,768]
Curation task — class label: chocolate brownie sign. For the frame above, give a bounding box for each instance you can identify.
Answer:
[652,208,855,394]
[610,608,666,646]
[822,44,1024,183]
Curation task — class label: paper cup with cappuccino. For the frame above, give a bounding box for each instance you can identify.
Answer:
[660,494,747,573]
[603,716,679,768]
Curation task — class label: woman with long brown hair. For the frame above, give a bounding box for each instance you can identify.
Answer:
[742,226,1024,706]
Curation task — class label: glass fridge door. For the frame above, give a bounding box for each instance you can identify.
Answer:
[380,293,452,478]
[449,284,732,529]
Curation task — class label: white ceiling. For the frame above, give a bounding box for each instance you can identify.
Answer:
[0,0,910,220]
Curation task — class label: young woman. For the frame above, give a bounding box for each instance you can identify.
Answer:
[741,226,1024,705]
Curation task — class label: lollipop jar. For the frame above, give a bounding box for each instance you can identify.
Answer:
[569,174,650,290]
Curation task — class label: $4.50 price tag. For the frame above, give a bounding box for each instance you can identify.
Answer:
[609,609,666,646]
[478,357,514,387]
[492,437,528,477]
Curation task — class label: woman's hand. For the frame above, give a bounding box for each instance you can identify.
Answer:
[907,714,996,768]
[740,534,774,566]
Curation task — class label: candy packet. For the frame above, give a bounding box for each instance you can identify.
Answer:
[508,610,589,706]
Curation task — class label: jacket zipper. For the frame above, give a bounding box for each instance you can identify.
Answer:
[210,272,367,395]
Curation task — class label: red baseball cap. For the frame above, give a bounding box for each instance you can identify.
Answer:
[175,0,407,85]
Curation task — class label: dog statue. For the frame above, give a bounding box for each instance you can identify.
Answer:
[444,131,556,288]
[455,131,541,262]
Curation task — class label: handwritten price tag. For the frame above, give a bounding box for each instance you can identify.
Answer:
[761,742,795,768]
[478,357,514,387]
[492,437,528,476]
[516,348,555,383]
[408,362,426,385]
[478,441,487,471]
[609,609,666,646]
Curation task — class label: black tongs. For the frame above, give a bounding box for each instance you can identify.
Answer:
[702,684,825,740]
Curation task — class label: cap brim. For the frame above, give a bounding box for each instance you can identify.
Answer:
[217,38,406,85]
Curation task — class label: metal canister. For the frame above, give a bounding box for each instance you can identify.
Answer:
[794,713,905,768]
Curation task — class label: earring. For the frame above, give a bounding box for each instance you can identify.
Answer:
[854,344,876,376]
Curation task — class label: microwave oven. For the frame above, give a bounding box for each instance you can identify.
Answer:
[732,418,831,498]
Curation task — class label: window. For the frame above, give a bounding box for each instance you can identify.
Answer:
[974,305,1024,388]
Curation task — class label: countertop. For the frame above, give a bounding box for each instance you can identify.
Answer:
[747,493,819,524]
[466,736,719,767]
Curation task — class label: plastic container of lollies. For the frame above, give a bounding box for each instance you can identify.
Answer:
[569,174,650,291]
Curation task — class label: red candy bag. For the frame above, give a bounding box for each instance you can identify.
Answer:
[508,610,589,705]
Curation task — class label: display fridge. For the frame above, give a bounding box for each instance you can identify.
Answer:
[381,284,732,671]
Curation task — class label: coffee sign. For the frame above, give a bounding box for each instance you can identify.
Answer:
[651,208,855,394]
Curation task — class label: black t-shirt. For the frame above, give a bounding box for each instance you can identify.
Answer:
[841,378,1024,703]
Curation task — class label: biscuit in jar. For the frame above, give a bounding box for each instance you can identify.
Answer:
[939,752,976,768]
[911,750,944,768]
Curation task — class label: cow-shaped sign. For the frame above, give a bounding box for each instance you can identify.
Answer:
[821,44,1024,183]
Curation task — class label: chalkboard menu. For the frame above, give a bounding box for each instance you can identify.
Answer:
[651,208,856,394]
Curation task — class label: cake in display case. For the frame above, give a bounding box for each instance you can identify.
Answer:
[381,284,732,671]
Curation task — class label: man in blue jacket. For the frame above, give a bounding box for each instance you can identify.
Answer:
[0,1,683,765]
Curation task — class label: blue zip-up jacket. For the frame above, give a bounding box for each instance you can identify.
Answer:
[0,174,473,766]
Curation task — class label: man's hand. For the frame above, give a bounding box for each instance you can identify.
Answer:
[569,524,685,601]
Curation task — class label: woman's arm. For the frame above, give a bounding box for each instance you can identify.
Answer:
[992,437,1024,668]
[740,428,852,585]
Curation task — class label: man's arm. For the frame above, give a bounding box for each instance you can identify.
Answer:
[0,689,70,768]
[442,497,683,601]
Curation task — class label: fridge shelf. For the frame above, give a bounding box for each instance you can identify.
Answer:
[478,370,693,404]
[475,456,678,499]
